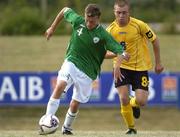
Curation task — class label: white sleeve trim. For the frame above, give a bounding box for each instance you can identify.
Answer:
[63,7,71,14]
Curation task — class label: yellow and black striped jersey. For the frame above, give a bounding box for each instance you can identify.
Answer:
[106,17,156,71]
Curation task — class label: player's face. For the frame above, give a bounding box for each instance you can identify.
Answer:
[85,14,99,30]
[114,4,130,27]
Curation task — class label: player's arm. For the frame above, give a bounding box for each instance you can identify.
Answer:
[105,25,130,60]
[105,25,117,59]
[106,50,130,82]
[113,54,125,82]
[140,21,164,74]
[152,38,164,74]
[104,36,124,81]
[104,31,128,81]
[45,7,70,40]
[105,50,130,61]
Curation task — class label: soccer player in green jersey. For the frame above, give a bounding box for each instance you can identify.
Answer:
[40,4,127,135]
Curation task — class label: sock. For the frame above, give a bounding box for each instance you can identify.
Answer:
[121,103,135,129]
[130,97,139,107]
[63,108,78,130]
[46,97,60,115]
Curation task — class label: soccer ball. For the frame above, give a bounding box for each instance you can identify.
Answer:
[39,114,59,135]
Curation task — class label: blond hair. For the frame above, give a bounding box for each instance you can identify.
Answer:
[114,0,130,7]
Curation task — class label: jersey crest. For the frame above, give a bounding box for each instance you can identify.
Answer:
[93,37,100,44]
[146,30,153,39]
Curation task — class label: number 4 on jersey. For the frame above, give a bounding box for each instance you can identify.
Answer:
[77,28,83,36]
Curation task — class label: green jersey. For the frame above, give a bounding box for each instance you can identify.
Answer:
[63,8,123,80]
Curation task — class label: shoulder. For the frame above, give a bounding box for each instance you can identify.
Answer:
[63,7,84,25]
[130,17,146,27]
[97,25,108,36]
[130,17,152,33]
[130,17,152,29]
[106,21,117,32]
[96,25,113,41]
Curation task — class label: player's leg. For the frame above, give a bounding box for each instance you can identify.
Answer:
[117,85,136,134]
[46,61,74,116]
[39,81,66,135]
[39,65,73,135]
[115,68,137,134]
[132,89,148,107]
[130,71,149,118]
[129,89,148,121]
[130,96,141,119]
[130,89,148,107]
[62,63,93,135]
[62,99,80,135]
[46,80,67,115]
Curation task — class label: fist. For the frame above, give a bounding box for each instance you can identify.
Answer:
[122,52,130,61]
[45,27,54,40]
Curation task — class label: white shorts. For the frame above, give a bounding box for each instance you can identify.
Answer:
[57,60,93,103]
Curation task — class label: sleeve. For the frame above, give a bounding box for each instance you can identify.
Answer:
[104,30,124,55]
[63,8,82,26]
[140,21,157,42]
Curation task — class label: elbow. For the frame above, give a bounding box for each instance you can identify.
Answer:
[62,7,70,14]
[152,38,159,44]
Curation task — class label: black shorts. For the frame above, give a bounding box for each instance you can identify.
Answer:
[115,68,149,91]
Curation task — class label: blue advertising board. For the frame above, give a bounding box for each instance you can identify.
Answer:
[0,72,179,107]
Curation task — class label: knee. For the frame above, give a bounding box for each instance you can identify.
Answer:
[55,81,67,91]
[51,82,67,99]
[135,92,148,106]
[120,96,129,106]
[136,99,147,106]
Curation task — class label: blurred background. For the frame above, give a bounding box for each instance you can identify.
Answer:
[0,0,180,133]
[0,0,180,35]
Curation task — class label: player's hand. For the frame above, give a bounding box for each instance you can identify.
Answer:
[122,52,130,61]
[114,67,124,82]
[155,64,164,74]
[45,27,54,41]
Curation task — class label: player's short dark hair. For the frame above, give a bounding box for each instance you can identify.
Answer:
[85,4,101,17]
[114,0,130,7]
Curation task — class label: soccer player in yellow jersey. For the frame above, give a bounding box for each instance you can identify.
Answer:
[106,0,164,134]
